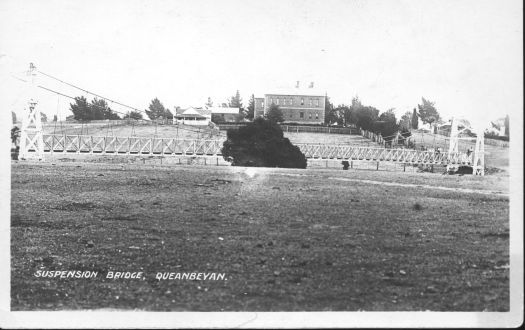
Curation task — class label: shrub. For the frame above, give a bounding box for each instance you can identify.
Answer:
[221,117,307,168]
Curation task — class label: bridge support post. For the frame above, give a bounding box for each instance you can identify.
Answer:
[473,128,485,176]
[446,117,459,173]
[19,63,44,161]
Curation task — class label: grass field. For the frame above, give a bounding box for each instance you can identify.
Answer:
[42,122,221,140]
[11,162,509,311]
[42,122,374,146]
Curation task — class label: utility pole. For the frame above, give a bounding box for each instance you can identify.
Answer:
[19,63,45,161]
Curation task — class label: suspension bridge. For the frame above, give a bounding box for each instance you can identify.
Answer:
[33,133,473,166]
[14,63,484,173]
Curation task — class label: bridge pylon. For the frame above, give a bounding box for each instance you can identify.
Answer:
[472,128,485,176]
[19,63,44,161]
[446,117,459,173]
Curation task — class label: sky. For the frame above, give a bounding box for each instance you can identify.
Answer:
[0,0,522,130]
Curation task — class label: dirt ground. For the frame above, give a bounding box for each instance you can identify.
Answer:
[11,162,509,311]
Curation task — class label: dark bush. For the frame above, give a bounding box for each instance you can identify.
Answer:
[221,117,307,168]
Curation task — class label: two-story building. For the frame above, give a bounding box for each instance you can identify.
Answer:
[254,82,326,124]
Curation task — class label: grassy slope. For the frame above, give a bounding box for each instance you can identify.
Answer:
[11,163,509,311]
[43,123,374,145]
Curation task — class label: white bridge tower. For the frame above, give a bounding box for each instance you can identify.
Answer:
[19,63,44,161]
[473,127,485,176]
[446,117,459,173]
[447,117,485,176]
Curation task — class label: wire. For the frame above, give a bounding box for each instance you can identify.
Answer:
[12,73,226,138]
[37,69,147,115]
[37,85,151,123]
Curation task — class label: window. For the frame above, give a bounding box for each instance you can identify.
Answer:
[300,112,304,118]
[270,98,273,104]
[309,99,313,107]
[316,113,319,119]
[309,113,312,119]
[290,98,293,105]
[276,98,279,105]
[316,99,319,107]
[301,98,304,105]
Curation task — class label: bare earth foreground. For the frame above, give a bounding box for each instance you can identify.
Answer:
[11,162,509,311]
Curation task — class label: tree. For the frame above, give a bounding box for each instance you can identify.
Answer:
[373,109,399,142]
[70,96,120,121]
[324,95,335,124]
[325,105,341,125]
[70,96,91,121]
[91,98,120,120]
[265,104,284,123]
[228,90,243,109]
[205,97,213,107]
[12,111,17,124]
[411,108,419,129]
[145,98,167,120]
[40,112,48,122]
[348,96,364,126]
[53,115,58,122]
[246,94,255,120]
[354,106,379,131]
[124,111,143,120]
[339,104,353,126]
[417,98,440,129]
[399,111,412,130]
[221,117,307,168]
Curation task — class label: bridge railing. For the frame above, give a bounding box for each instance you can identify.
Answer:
[43,134,224,156]
[40,134,471,165]
[296,144,471,165]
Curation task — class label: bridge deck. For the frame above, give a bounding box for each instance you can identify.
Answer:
[38,134,472,165]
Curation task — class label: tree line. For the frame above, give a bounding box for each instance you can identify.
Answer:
[323,96,441,142]
[67,91,254,123]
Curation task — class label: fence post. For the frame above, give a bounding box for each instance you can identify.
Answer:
[376,162,379,171]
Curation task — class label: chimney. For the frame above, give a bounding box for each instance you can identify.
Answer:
[309,82,314,88]
[296,81,300,88]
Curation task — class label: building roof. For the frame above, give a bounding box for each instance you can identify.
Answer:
[265,87,325,97]
[206,106,239,114]
[175,107,211,118]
